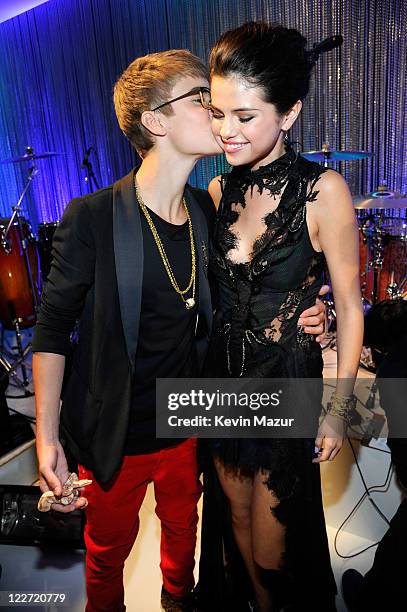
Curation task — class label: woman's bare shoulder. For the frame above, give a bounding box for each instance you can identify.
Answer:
[313,169,354,219]
[208,175,223,209]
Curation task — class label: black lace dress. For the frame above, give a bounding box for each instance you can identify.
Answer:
[196,148,337,611]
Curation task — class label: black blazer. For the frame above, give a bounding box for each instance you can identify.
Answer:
[33,170,214,484]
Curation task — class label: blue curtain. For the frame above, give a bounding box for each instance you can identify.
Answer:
[0,0,406,227]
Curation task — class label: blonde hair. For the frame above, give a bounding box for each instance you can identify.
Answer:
[114,50,208,155]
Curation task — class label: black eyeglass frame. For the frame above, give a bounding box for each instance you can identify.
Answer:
[151,87,211,112]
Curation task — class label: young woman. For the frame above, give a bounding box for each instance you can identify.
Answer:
[197,22,363,612]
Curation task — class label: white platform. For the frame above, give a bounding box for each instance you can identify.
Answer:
[0,349,403,611]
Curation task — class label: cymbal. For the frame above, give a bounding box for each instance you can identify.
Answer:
[353,193,407,210]
[0,152,61,164]
[300,149,374,162]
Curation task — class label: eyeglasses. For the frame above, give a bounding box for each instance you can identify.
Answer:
[151,87,212,112]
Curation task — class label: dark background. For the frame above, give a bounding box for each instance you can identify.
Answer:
[0,0,405,229]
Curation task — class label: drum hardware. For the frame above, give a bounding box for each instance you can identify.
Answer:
[300,142,405,365]
[321,297,337,351]
[0,343,33,392]
[353,185,407,210]
[386,280,400,300]
[370,222,385,304]
[0,147,61,164]
[359,346,376,373]
[357,206,407,305]
[300,144,374,167]
[81,146,100,193]
[321,182,406,367]
[0,148,47,389]
[356,187,407,369]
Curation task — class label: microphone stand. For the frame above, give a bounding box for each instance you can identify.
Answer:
[81,147,100,194]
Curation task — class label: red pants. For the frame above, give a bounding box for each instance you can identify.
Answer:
[78,438,202,612]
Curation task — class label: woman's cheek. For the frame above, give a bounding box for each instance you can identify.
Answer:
[210,119,220,136]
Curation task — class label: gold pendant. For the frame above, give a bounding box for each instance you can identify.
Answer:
[185,298,195,309]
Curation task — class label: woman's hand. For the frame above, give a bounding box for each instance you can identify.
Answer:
[312,413,346,463]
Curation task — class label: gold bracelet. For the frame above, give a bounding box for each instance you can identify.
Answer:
[326,392,357,421]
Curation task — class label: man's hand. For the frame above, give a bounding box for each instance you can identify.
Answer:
[37,440,87,513]
[34,352,86,512]
[297,284,330,343]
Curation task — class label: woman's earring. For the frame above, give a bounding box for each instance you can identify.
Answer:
[284,132,290,145]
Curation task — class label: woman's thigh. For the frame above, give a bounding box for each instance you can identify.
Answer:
[214,457,253,527]
[251,470,286,569]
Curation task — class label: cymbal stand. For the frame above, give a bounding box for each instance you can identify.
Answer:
[3,162,40,305]
[1,157,40,391]
[321,142,333,168]
[370,220,384,305]
[0,341,32,389]
[358,216,373,307]
[321,264,338,351]
[321,296,337,351]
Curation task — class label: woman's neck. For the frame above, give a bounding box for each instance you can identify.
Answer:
[249,135,286,171]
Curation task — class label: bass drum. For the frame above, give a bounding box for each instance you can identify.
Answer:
[359,229,407,303]
[37,221,59,283]
[0,217,41,330]
[358,213,407,303]
[377,235,407,301]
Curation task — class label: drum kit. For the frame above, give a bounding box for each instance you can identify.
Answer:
[0,145,406,383]
[355,189,407,304]
[302,146,407,364]
[302,146,407,304]
[0,148,60,390]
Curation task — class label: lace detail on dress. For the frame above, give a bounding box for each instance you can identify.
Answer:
[263,256,321,344]
[216,146,327,269]
[264,288,303,342]
[227,146,297,199]
[210,149,327,377]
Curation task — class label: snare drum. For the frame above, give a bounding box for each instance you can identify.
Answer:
[0,217,41,329]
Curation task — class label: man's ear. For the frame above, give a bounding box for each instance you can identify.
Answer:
[281,100,302,131]
[141,110,167,137]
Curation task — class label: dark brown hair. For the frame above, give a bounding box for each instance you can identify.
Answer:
[210,22,313,114]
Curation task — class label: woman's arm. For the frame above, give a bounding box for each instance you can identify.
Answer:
[314,170,363,386]
[312,170,364,461]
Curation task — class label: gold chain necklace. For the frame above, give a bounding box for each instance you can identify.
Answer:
[134,179,196,309]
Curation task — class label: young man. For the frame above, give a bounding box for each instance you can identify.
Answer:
[33,50,326,612]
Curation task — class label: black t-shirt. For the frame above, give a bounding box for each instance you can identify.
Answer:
[124,206,199,454]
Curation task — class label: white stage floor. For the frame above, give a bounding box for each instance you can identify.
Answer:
[1,348,401,611]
